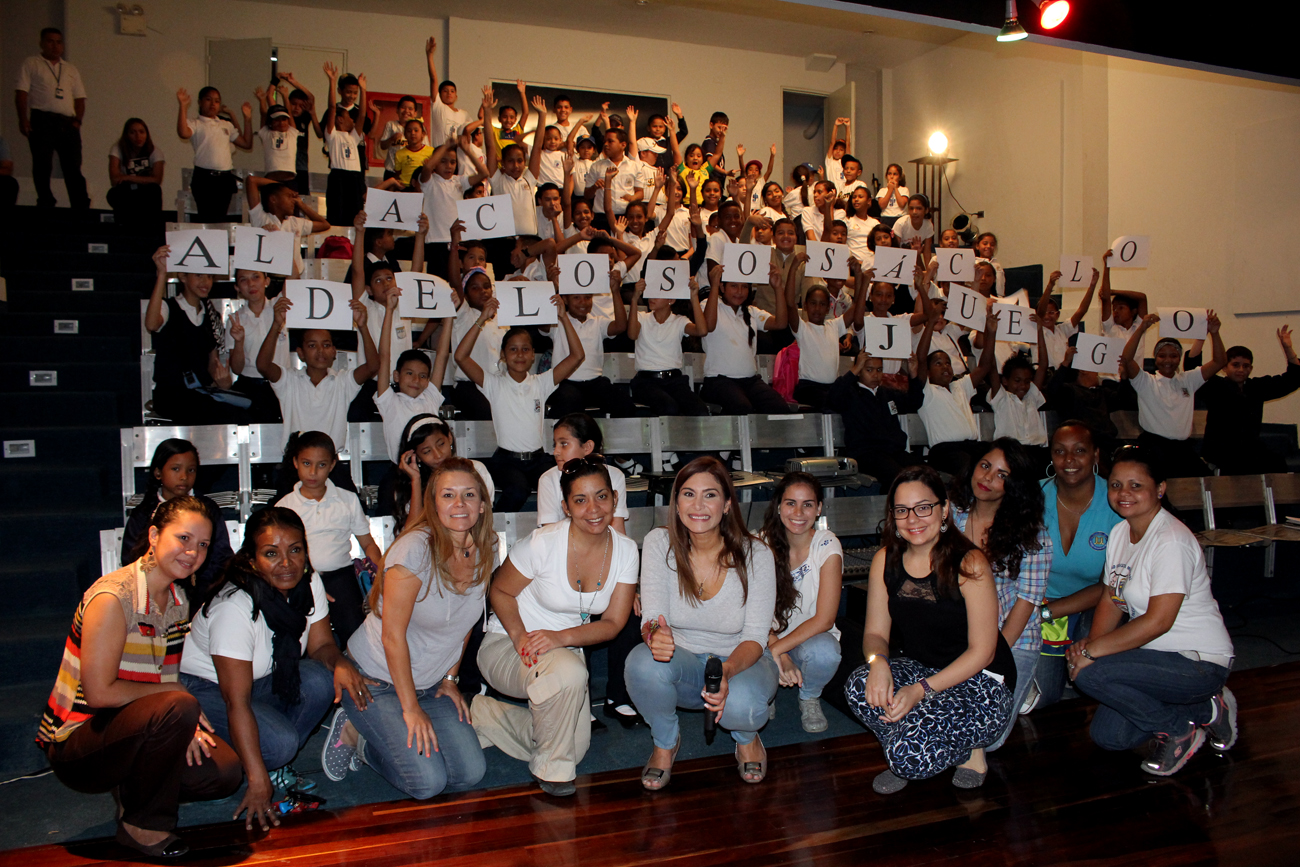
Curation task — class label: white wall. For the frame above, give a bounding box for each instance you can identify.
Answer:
[887,34,1300,424]
[448,17,845,174]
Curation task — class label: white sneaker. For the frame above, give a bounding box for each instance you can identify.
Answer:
[1019,678,1042,715]
[799,698,828,733]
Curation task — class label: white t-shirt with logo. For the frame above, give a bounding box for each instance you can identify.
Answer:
[1131,368,1205,441]
[776,528,842,640]
[257,126,297,174]
[188,115,239,171]
[327,128,362,172]
[479,369,560,453]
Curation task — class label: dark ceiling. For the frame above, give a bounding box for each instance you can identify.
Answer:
[844,1,1300,83]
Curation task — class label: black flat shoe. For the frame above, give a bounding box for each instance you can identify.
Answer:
[603,702,645,729]
[116,824,189,859]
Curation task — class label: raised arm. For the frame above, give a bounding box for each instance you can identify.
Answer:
[322,63,340,135]
[255,86,271,129]
[425,37,443,105]
[667,115,684,169]
[703,264,722,333]
[1036,270,1061,321]
[482,86,499,176]
[1068,267,1101,329]
[1120,313,1158,379]
[527,95,547,180]
[145,246,170,333]
[608,269,629,338]
[233,101,255,150]
[454,296,497,386]
[846,262,870,332]
[351,302,380,384]
[1098,249,1113,321]
[175,89,193,139]
[1033,313,1049,388]
[969,299,997,388]
[376,292,398,398]
[350,209,368,302]
[256,295,290,382]
[685,277,708,337]
[1199,310,1227,380]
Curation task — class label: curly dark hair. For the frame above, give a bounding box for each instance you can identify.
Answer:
[950,437,1045,579]
[760,472,823,635]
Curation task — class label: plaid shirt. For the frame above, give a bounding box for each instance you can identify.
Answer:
[952,507,1052,652]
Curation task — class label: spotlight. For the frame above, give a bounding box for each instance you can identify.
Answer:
[1033,0,1070,29]
[997,0,1028,41]
[951,213,981,245]
[928,131,948,155]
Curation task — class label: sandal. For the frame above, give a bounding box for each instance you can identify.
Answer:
[735,738,767,784]
[116,824,189,859]
[641,738,681,791]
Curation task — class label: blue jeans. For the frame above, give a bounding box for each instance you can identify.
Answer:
[342,674,485,800]
[625,644,779,749]
[181,659,335,770]
[1072,648,1229,750]
[786,632,842,701]
[986,645,1040,752]
[1034,609,1093,710]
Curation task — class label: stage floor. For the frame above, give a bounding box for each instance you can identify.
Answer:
[12,662,1300,867]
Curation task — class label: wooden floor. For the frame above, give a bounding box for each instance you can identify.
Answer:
[10,663,1300,867]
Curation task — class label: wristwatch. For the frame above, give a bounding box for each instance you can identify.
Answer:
[1040,604,1054,623]
[443,674,460,685]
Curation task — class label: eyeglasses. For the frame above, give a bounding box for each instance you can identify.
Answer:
[892,502,938,520]
[561,455,606,474]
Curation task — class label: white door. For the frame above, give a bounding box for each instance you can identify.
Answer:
[207,37,273,174]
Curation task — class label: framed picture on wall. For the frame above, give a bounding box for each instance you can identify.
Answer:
[366,92,432,169]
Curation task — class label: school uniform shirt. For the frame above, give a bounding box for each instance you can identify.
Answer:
[326,128,362,172]
[1104,509,1234,660]
[180,573,330,684]
[225,300,290,380]
[346,526,492,691]
[1040,322,1076,369]
[270,366,362,452]
[776,528,843,640]
[913,323,968,377]
[552,312,613,382]
[447,305,505,385]
[794,316,848,384]
[588,157,643,216]
[393,144,433,187]
[877,185,909,219]
[538,149,567,188]
[621,233,656,285]
[489,168,539,235]
[845,215,880,263]
[918,375,979,446]
[257,126,297,174]
[893,217,934,245]
[1040,474,1119,601]
[704,231,729,271]
[825,159,845,192]
[188,115,240,171]
[486,519,639,643]
[109,144,164,177]
[536,465,631,525]
[570,157,594,198]
[16,56,86,117]
[277,480,371,571]
[756,206,786,226]
[422,172,472,243]
[374,386,446,464]
[1101,316,1145,379]
[1131,368,1206,441]
[840,178,869,199]
[800,207,846,240]
[479,369,561,453]
[378,120,405,172]
[431,102,470,147]
[990,382,1047,445]
[662,207,693,253]
[704,305,770,379]
[636,159,659,198]
[553,119,587,142]
[634,310,690,372]
[249,203,313,277]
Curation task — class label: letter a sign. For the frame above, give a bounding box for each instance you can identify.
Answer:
[364,189,423,231]
[166,229,228,276]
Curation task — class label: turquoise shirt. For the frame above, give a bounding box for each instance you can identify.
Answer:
[1040,474,1119,600]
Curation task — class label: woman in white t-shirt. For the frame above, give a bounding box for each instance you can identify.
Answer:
[1069,448,1237,776]
[1120,312,1226,478]
[474,459,639,796]
[179,507,370,827]
[107,117,164,226]
[785,253,867,410]
[700,262,791,414]
[762,474,844,733]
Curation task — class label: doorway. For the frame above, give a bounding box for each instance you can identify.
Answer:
[782,82,854,187]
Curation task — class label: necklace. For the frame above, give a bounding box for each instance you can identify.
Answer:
[571,526,611,624]
[695,560,723,599]
[1056,490,1090,517]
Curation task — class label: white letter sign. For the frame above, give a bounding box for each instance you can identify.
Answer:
[642,260,691,299]
[858,318,912,360]
[722,243,771,283]
[992,301,1035,343]
[945,283,987,332]
[557,254,610,295]
[935,247,975,282]
[363,189,423,232]
[166,229,228,275]
[1158,307,1207,341]
[1072,332,1128,375]
[457,195,516,240]
[1109,235,1150,269]
[805,241,850,280]
[233,226,295,276]
[869,247,918,286]
[396,272,456,319]
[495,281,557,326]
[1058,255,1094,289]
[284,280,354,330]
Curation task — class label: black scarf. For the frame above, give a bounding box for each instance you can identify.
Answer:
[245,575,312,703]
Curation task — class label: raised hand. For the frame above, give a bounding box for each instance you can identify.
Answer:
[323,60,339,79]
[1279,325,1294,352]
[426,36,437,56]
[176,88,191,107]
[357,72,368,89]
[531,94,546,114]
[153,245,171,276]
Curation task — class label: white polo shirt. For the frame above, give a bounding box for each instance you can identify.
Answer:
[793,317,848,384]
[270,366,361,452]
[538,149,567,188]
[552,313,613,383]
[704,304,770,378]
[893,217,934,245]
[489,168,539,236]
[918,375,979,446]
[430,101,469,147]
[1131,368,1205,441]
[914,324,968,377]
[586,156,642,216]
[634,311,689,372]
[188,115,239,171]
[989,383,1047,445]
[479,369,560,453]
[226,301,290,380]
[374,386,446,464]
[358,293,414,369]
[447,304,504,385]
[536,464,630,525]
[16,56,85,116]
[1102,316,1145,380]
[845,215,880,263]
[257,126,297,174]
[277,480,371,571]
[421,172,471,243]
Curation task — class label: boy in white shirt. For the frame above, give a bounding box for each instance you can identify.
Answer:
[322,65,367,226]
[245,176,327,278]
[839,155,867,198]
[425,37,469,147]
[913,302,996,479]
[373,290,452,465]
[253,100,298,181]
[378,94,419,181]
[985,309,1051,469]
[584,128,643,230]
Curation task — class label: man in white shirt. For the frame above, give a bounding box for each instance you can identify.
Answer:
[14,28,89,208]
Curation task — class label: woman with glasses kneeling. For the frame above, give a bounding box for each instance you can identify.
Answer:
[473,457,639,797]
[627,456,779,790]
[844,465,1016,794]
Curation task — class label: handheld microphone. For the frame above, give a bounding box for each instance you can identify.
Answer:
[703,656,723,743]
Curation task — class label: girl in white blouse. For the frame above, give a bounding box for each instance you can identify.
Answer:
[700,262,790,415]
[473,459,639,796]
[786,253,868,410]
